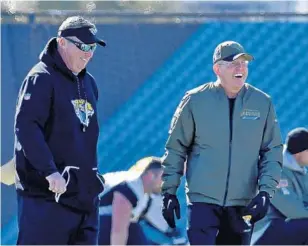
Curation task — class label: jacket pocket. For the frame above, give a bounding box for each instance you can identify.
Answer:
[93,168,105,194]
[55,166,80,203]
[227,160,259,201]
[186,148,228,200]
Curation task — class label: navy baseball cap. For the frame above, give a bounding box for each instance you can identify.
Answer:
[58,16,106,47]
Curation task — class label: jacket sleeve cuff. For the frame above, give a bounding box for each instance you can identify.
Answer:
[259,187,274,198]
[43,160,59,177]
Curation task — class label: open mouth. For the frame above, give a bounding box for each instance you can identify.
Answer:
[234,73,243,78]
[80,57,87,62]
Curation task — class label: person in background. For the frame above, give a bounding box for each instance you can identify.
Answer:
[253,127,308,245]
[98,157,163,245]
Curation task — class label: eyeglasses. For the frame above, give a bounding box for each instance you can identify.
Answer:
[218,60,249,68]
[64,37,97,52]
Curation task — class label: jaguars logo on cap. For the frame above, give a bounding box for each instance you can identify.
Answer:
[89,27,97,35]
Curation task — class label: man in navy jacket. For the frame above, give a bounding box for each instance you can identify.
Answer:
[14,16,106,245]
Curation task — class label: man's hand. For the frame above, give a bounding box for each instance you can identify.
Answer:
[162,193,181,228]
[244,191,270,223]
[45,172,66,194]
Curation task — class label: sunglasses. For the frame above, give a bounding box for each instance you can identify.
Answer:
[64,37,97,52]
[218,60,249,68]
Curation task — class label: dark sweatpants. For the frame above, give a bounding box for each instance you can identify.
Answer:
[99,215,149,245]
[187,202,253,245]
[17,194,99,245]
[254,218,308,245]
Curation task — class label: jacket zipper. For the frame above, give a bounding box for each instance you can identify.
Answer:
[223,97,236,206]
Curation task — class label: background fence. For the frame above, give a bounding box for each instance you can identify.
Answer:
[1,7,308,244]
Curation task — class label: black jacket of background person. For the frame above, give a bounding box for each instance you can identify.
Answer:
[14,38,104,212]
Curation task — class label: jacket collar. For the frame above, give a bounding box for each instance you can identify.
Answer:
[213,80,248,99]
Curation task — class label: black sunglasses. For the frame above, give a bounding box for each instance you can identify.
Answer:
[64,37,97,52]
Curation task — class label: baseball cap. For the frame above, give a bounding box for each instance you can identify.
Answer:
[286,127,308,154]
[213,41,253,64]
[58,16,106,47]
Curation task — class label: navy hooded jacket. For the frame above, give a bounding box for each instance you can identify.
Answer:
[14,38,104,212]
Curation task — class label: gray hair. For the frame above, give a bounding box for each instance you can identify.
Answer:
[58,16,95,31]
[216,60,228,66]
